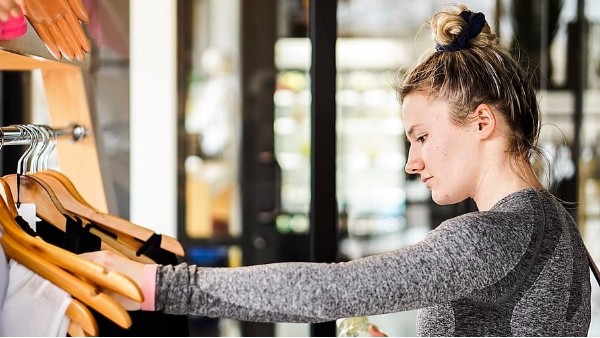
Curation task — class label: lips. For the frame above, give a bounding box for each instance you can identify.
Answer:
[421,177,432,184]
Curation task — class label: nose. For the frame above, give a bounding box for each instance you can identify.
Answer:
[404,146,424,174]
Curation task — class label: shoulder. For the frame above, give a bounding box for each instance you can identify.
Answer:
[423,190,552,255]
[423,210,535,260]
[434,189,546,236]
[436,209,534,238]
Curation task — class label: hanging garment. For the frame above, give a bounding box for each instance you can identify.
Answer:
[34,218,190,337]
[0,235,8,337]
[1,260,71,336]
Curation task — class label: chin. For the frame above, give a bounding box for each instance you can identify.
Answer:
[431,191,464,205]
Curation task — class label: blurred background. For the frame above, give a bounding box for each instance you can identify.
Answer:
[1,0,599,336]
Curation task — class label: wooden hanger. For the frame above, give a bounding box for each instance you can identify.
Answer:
[67,322,88,337]
[31,171,158,263]
[34,169,185,256]
[3,173,68,230]
[0,177,143,304]
[66,299,98,336]
[0,233,133,329]
[0,187,98,336]
[3,173,155,264]
[11,125,183,257]
[0,179,140,329]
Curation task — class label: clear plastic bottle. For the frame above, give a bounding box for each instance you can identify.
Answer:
[337,316,371,337]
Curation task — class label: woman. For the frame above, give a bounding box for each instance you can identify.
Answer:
[84,5,591,336]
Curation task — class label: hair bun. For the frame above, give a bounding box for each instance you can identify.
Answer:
[430,4,497,51]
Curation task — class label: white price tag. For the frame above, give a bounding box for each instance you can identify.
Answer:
[17,203,38,231]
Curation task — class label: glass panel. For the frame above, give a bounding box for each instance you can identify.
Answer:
[182,0,242,335]
[274,46,310,234]
[274,1,311,235]
[272,2,313,336]
[184,0,242,241]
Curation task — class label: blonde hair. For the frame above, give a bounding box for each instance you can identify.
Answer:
[396,4,541,165]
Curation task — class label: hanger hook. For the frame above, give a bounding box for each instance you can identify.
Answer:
[0,126,5,153]
[33,125,50,172]
[24,125,43,174]
[30,125,43,173]
[40,125,56,171]
[33,125,45,172]
[16,125,34,175]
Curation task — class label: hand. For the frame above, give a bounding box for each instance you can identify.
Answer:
[368,324,388,337]
[0,0,23,22]
[22,0,91,61]
[80,250,145,311]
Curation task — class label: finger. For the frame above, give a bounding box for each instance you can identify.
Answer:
[21,0,45,23]
[0,0,16,19]
[66,0,89,22]
[81,251,145,288]
[368,324,388,337]
[0,9,9,21]
[107,292,142,311]
[56,16,84,60]
[31,22,62,60]
[47,21,75,61]
[0,0,19,6]
[65,11,90,53]
[0,0,22,18]
[9,6,21,18]
[79,251,105,264]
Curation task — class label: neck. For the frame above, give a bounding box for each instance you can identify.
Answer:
[473,156,542,211]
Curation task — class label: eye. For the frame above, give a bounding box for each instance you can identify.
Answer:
[416,134,427,143]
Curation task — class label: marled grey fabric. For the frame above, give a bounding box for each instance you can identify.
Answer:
[155,189,591,336]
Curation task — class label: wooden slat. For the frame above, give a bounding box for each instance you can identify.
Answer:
[41,67,108,212]
[0,49,74,70]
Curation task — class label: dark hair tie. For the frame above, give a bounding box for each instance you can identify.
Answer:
[436,10,486,52]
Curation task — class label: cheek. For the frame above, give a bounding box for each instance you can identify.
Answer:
[431,142,451,163]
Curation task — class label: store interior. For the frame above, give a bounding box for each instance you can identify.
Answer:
[0,0,599,336]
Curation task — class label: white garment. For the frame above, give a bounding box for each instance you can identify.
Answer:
[0,237,8,337]
[1,260,71,336]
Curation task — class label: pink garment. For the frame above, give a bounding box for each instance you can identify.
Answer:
[0,14,27,40]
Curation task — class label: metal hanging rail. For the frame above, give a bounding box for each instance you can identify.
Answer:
[0,124,87,146]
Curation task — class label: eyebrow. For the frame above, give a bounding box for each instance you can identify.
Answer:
[405,124,421,140]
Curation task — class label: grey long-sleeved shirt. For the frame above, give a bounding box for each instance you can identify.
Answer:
[155,189,591,336]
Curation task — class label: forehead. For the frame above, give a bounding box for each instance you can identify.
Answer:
[401,93,450,132]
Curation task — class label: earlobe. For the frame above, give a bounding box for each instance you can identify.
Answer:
[474,104,496,139]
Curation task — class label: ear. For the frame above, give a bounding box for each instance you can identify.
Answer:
[473,103,496,140]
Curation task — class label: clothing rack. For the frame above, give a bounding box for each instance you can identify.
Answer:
[0,124,87,146]
[0,43,108,212]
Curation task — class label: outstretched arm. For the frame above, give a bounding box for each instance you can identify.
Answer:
[152,214,531,322]
[82,213,532,323]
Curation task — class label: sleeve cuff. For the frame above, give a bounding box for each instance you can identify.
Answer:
[140,264,158,311]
